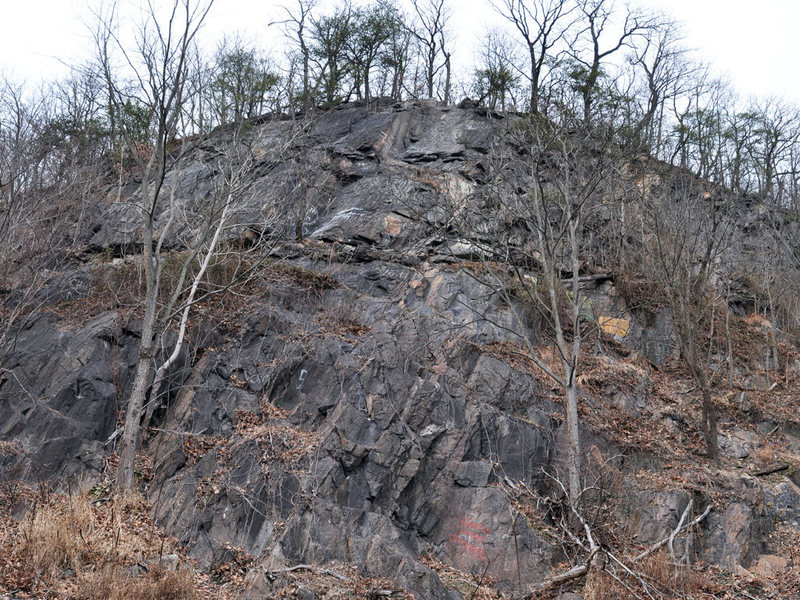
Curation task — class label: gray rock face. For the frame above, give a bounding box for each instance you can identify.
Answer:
[0,312,122,483]
[2,101,798,598]
[702,503,762,569]
[637,308,678,365]
[627,490,691,546]
[454,461,493,487]
[139,259,560,598]
[768,479,800,528]
[0,307,192,485]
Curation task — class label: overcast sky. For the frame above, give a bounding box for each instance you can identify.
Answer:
[1,0,798,104]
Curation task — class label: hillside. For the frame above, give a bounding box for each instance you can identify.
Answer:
[2,101,800,600]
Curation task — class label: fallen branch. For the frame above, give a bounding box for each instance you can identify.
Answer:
[633,504,712,562]
[669,499,693,563]
[523,470,604,598]
[149,427,209,437]
[753,463,789,477]
[522,548,597,599]
[265,563,351,582]
[561,273,614,285]
[606,550,659,600]
[602,566,648,600]
[103,427,124,446]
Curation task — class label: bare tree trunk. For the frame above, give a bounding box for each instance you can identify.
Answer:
[565,380,581,503]
[683,330,719,462]
[426,50,435,99]
[302,44,310,112]
[443,51,451,105]
[117,178,161,490]
[767,286,780,371]
[118,348,153,490]
[142,194,232,427]
[700,383,718,461]
[118,257,158,490]
[529,59,538,114]
[725,285,734,387]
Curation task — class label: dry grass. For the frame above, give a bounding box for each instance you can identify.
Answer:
[582,552,724,600]
[315,310,370,341]
[51,254,340,338]
[615,271,668,313]
[0,440,20,456]
[0,486,235,600]
[79,563,197,600]
[23,493,95,576]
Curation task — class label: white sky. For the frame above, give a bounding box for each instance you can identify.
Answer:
[1,0,798,104]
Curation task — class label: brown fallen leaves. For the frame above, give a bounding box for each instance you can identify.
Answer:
[235,407,322,467]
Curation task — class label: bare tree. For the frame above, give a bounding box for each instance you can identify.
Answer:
[206,34,280,124]
[629,17,688,156]
[345,2,401,102]
[94,0,216,491]
[0,72,107,365]
[571,0,655,124]
[492,0,575,114]
[750,98,799,205]
[668,67,727,177]
[409,0,452,101]
[445,115,624,504]
[0,81,52,364]
[721,105,759,195]
[472,31,520,110]
[382,11,413,101]
[752,205,800,374]
[140,134,270,428]
[272,0,318,113]
[310,3,353,104]
[640,178,732,461]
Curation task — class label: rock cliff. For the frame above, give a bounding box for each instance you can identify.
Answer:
[2,101,800,599]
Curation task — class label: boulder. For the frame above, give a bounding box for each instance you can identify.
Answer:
[702,502,770,570]
[751,554,788,578]
[454,461,493,487]
[719,435,750,460]
[627,490,691,546]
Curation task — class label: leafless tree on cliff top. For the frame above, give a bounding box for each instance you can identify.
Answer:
[409,0,452,102]
[570,0,657,124]
[492,0,575,114]
[271,0,318,113]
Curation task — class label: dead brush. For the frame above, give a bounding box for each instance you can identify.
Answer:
[583,568,630,600]
[21,492,95,576]
[637,552,693,595]
[0,488,220,599]
[582,558,677,600]
[582,551,719,600]
[234,408,322,467]
[78,563,197,600]
[315,304,370,341]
